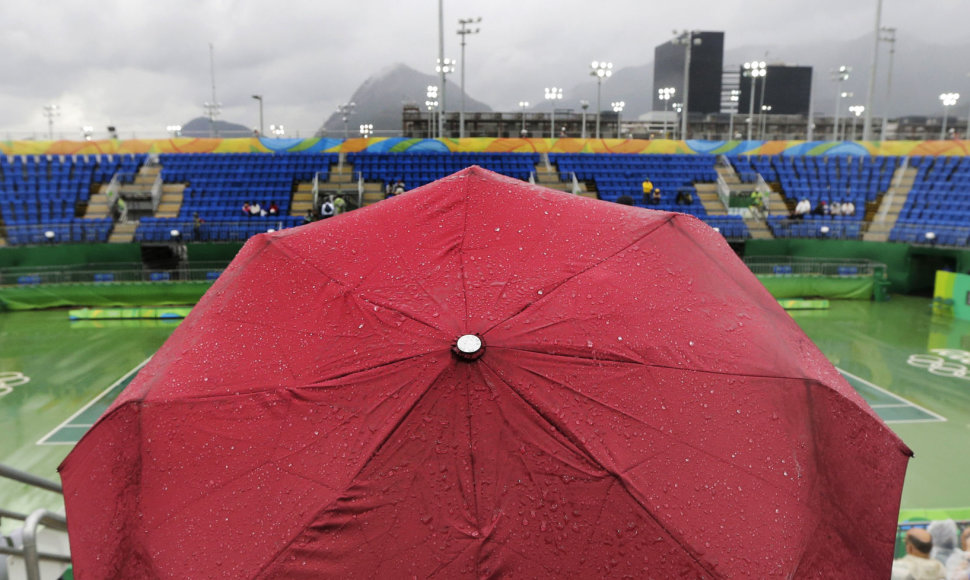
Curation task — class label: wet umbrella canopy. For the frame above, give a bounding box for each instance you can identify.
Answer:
[60,167,911,578]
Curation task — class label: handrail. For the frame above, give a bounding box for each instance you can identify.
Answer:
[150,172,163,212]
[22,509,71,580]
[529,171,535,185]
[105,173,120,207]
[755,174,771,216]
[0,464,62,494]
[312,171,320,213]
[357,171,364,208]
[570,172,581,195]
[716,174,731,207]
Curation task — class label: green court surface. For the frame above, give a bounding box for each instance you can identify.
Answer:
[0,295,968,526]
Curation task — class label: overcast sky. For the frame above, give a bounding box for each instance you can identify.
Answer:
[2,0,967,139]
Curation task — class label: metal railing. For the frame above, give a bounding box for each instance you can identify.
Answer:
[570,172,581,195]
[0,261,232,286]
[744,256,886,278]
[0,464,70,580]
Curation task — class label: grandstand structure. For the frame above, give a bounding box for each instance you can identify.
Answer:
[1,138,969,296]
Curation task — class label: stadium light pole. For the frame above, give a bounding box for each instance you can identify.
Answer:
[878,27,896,142]
[728,89,740,140]
[336,102,356,139]
[518,101,530,136]
[426,85,439,138]
[612,101,625,138]
[848,105,865,140]
[838,92,854,140]
[205,42,221,138]
[437,0,444,139]
[759,104,772,140]
[658,87,675,139]
[359,123,373,138]
[251,95,264,137]
[673,31,701,140]
[580,100,589,139]
[939,93,960,140]
[743,61,765,141]
[545,87,563,138]
[832,66,851,140]
[862,0,882,141]
[42,104,60,141]
[589,61,613,139]
[435,57,455,138]
[457,17,481,140]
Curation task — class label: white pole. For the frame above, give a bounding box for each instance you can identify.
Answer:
[880,28,896,142]
[438,0,445,139]
[681,32,692,140]
[747,72,756,141]
[862,0,882,141]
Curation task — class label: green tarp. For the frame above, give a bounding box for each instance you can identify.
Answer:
[0,282,212,311]
[756,275,874,300]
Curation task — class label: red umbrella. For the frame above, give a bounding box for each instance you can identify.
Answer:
[60,167,911,578]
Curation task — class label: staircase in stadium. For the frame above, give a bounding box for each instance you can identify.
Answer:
[863,162,917,242]
[710,165,773,239]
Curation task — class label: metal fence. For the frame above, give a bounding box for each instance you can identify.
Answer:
[743,256,886,278]
[0,261,231,286]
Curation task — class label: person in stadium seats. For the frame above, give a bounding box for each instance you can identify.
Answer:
[116,197,128,224]
[616,195,634,206]
[891,528,946,580]
[641,179,654,205]
[812,201,827,216]
[675,189,693,206]
[649,188,661,205]
[249,201,262,217]
[945,526,970,579]
[794,198,810,219]
[192,213,204,239]
[268,202,279,216]
[393,180,406,194]
[928,520,959,566]
[333,196,347,215]
[242,201,251,216]
[830,201,842,216]
[843,200,856,216]
[320,197,335,219]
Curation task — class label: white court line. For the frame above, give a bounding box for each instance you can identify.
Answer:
[837,367,947,424]
[36,357,152,446]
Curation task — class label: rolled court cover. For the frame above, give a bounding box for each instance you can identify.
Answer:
[60,167,911,578]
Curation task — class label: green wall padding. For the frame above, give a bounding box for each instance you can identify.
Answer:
[0,282,212,311]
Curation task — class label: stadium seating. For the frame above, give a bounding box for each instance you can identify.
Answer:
[891,156,970,245]
[0,154,145,245]
[347,152,538,189]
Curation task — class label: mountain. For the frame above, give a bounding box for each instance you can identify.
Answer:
[181,117,253,138]
[316,63,492,136]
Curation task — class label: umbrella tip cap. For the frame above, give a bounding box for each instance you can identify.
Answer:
[453,334,485,360]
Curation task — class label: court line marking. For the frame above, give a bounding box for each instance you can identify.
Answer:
[36,357,152,446]
[837,367,947,424]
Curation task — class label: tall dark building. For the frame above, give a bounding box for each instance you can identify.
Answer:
[652,31,724,114]
[737,65,813,115]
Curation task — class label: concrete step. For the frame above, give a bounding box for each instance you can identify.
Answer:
[363,192,385,206]
[291,200,314,214]
[107,221,137,243]
[292,192,313,202]
[295,183,314,192]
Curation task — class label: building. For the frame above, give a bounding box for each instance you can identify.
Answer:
[652,31,725,115]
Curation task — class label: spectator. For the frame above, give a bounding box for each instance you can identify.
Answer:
[249,201,262,217]
[650,188,662,205]
[812,201,827,216]
[333,195,347,215]
[793,198,811,219]
[616,195,634,206]
[641,179,654,205]
[320,198,335,219]
[891,528,946,580]
[928,520,959,567]
[242,201,251,216]
[192,213,204,239]
[116,197,128,224]
[393,180,406,195]
[946,526,970,579]
[267,202,279,216]
[830,200,842,216]
[843,200,856,216]
[675,189,694,206]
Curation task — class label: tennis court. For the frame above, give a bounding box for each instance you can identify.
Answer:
[0,294,968,524]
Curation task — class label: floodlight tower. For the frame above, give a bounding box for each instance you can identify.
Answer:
[43,104,60,140]
[435,57,455,138]
[589,61,613,139]
[518,101,530,135]
[337,102,356,139]
[457,17,481,139]
[742,61,766,141]
[848,105,865,140]
[878,27,896,142]
[359,123,374,138]
[580,100,589,139]
[426,85,439,139]
[658,87,675,139]
[611,101,625,138]
[251,95,264,137]
[673,31,701,140]
[939,92,960,139]
[832,66,851,140]
[545,87,563,138]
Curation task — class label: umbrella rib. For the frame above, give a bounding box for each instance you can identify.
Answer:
[273,236,449,337]
[479,214,675,336]
[479,357,720,577]
[251,362,453,578]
